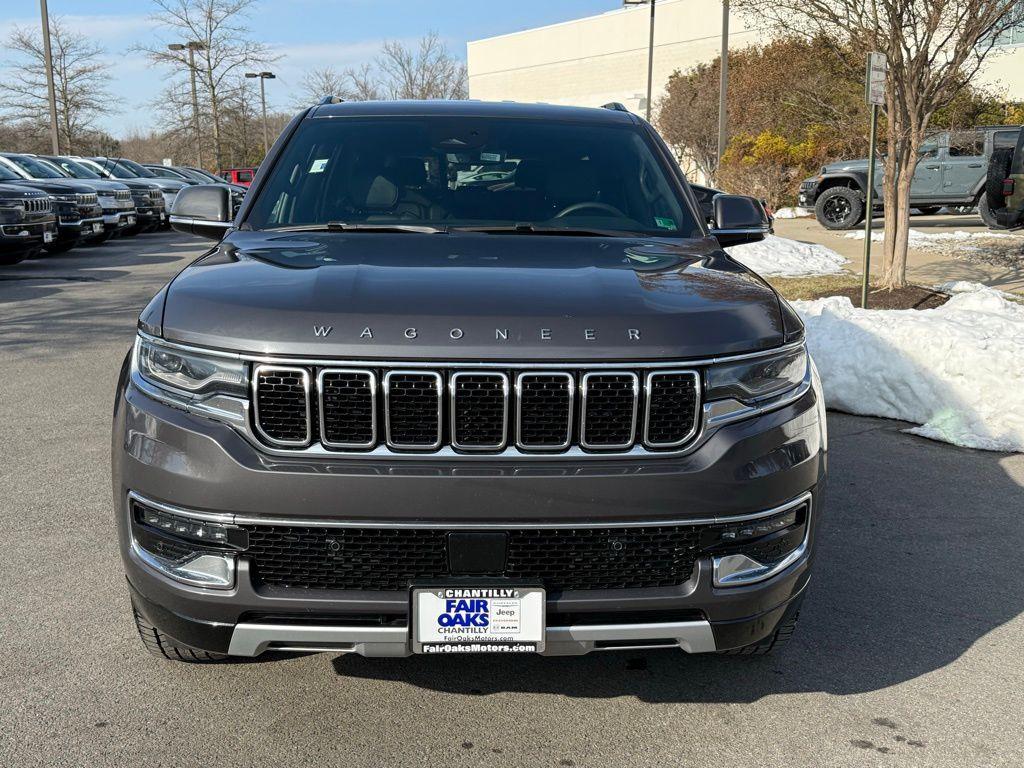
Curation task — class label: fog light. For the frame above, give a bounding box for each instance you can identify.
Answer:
[709,497,811,587]
[129,496,246,589]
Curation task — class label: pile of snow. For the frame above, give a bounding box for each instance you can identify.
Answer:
[728,235,848,277]
[793,282,1024,452]
[773,207,813,219]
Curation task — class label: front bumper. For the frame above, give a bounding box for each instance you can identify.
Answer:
[114,357,826,658]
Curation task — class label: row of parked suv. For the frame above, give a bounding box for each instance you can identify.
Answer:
[0,154,244,265]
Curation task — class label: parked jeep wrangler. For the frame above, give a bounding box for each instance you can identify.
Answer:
[799,126,1021,230]
[116,100,825,663]
[986,127,1024,230]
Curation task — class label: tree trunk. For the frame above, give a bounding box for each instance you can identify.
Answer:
[883,170,914,289]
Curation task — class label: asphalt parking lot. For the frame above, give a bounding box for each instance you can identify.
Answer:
[2,232,1022,767]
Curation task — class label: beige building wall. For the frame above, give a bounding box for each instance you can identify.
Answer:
[467,0,1024,116]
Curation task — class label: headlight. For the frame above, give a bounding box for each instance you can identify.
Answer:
[705,346,807,404]
[50,193,77,203]
[135,336,246,397]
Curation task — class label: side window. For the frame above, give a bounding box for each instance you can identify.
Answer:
[948,132,984,158]
[994,130,1019,150]
[919,146,939,160]
[238,170,253,182]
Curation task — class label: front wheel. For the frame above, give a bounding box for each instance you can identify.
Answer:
[814,187,864,230]
[132,604,230,663]
[0,249,30,265]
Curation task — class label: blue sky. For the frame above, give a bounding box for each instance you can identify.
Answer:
[0,0,623,137]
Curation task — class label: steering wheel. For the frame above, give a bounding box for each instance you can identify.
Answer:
[553,201,626,219]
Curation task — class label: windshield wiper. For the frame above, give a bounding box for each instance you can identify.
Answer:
[261,222,446,234]
[449,223,640,237]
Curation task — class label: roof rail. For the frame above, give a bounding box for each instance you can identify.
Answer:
[601,102,630,112]
[318,95,345,105]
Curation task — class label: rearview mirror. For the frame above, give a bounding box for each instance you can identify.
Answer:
[169,184,233,239]
[709,194,771,247]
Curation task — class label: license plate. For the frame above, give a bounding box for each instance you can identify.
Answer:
[92,222,104,233]
[127,215,136,225]
[412,586,545,654]
[160,212,167,221]
[43,231,55,243]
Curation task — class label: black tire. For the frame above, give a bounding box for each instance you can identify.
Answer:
[986,148,1014,210]
[814,186,864,230]
[43,240,77,254]
[914,206,942,215]
[132,605,230,663]
[719,608,800,656]
[978,192,1003,229]
[86,230,112,245]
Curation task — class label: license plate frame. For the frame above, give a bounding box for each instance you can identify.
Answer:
[92,222,104,234]
[43,231,55,243]
[127,214,137,226]
[411,585,546,654]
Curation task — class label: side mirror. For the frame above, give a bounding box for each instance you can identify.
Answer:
[169,184,233,239]
[710,194,771,247]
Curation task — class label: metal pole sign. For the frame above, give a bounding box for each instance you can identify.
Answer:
[861,52,886,309]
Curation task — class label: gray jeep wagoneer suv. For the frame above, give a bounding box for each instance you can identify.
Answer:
[113,100,826,662]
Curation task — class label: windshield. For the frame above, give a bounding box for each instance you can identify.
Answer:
[186,167,223,183]
[6,155,67,179]
[48,157,102,179]
[98,159,152,178]
[0,163,23,182]
[246,117,699,237]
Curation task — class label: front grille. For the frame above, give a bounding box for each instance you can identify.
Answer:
[75,193,98,206]
[24,197,50,213]
[115,189,132,201]
[580,373,638,449]
[243,524,702,592]
[254,366,311,445]
[250,364,703,455]
[384,372,443,449]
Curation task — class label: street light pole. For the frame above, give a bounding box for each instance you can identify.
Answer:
[39,0,60,154]
[169,42,206,168]
[246,72,276,158]
[717,0,730,169]
[624,0,657,121]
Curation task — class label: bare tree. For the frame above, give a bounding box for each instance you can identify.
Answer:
[139,0,278,170]
[346,62,384,101]
[293,66,349,109]
[0,18,118,153]
[377,32,467,100]
[734,0,1021,290]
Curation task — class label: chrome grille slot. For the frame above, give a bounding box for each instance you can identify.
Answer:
[580,372,639,450]
[25,197,51,213]
[318,369,376,448]
[451,372,509,450]
[644,371,700,448]
[384,371,443,449]
[516,372,574,450]
[253,365,311,446]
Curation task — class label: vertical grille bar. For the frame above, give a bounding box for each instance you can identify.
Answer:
[383,371,443,450]
[515,372,574,451]
[580,372,639,450]
[318,369,377,449]
[643,370,701,448]
[253,365,311,447]
[450,372,509,451]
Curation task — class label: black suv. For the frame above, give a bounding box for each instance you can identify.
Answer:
[115,101,825,662]
[987,128,1024,229]
[0,183,57,264]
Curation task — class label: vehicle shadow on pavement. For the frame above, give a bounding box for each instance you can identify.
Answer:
[332,414,1023,703]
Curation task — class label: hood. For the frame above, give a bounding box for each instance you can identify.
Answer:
[823,159,870,173]
[160,232,787,361]
[9,178,97,194]
[141,177,186,192]
[116,179,162,193]
[0,183,49,200]
[81,179,131,193]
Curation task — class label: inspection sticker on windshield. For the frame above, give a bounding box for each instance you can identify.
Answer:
[309,158,329,174]
[412,587,545,653]
[654,217,677,230]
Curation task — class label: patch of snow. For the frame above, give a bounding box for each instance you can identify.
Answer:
[793,283,1024,452]
[845,228,1024,247]
[727,235,848,277]
[773,207,813,219]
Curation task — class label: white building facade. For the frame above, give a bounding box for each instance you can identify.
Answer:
[467,0,1024,117]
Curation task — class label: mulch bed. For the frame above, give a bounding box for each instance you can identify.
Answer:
[808,285,949,310]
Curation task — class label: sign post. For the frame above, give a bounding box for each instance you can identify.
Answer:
[861,52,886,309]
